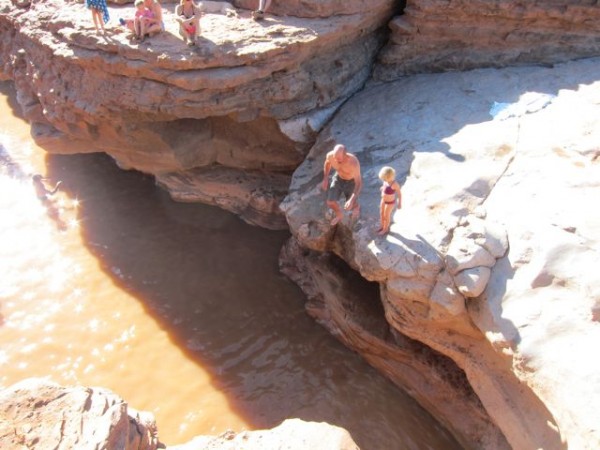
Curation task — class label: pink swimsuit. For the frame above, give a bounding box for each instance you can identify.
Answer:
[135,8,154,19]
[383,183,396,204]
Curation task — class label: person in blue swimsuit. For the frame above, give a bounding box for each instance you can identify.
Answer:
[86,0,110,34]
[377,166,402,235]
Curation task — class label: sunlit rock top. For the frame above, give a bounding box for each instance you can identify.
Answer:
[282,56,600,449]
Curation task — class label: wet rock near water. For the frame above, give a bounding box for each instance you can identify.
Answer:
[0,378,360,450]
[0,378,159,450]
[169,418,359,450]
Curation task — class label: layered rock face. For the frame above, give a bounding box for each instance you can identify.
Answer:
[281,57,600,449]
[0,378,358,450]
[376,0,600,80]
[0,0,397,228]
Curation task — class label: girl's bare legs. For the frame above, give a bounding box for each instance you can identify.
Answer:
[133,17,141,39]
[126,19,136,34]
[258,0,271,12]
[193,15,200,40]
[139,18,147,41]
[91,9,100,33]
[91,9,105,34]
[177,21,187,41]
[98,10,106,33]
[253,0,271,18]
[379,203,393,235]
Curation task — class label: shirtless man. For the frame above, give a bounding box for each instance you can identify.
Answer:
[321,144,362,226]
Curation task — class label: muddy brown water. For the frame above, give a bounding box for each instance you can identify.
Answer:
[0,81,462,449]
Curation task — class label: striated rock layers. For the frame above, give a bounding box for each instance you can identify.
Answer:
[376,0,600,80]
[0,0,398,228]
[281,56,600,449]
[0,378,358,450]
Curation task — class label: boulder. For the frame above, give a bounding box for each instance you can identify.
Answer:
[169,418,359,450]
[0,379,360,450]
[0,378,159,450]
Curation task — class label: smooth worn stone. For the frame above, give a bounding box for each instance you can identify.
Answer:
[282,56,600,449]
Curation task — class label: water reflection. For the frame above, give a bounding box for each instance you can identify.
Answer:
[0,80,461,449]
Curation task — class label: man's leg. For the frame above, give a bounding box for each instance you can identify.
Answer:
[327,200,343,226]
[351,203,360,221]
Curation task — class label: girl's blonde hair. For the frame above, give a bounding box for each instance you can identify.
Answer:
[378,166,396,182]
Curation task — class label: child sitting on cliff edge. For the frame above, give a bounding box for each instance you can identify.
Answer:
[176,0,202,46]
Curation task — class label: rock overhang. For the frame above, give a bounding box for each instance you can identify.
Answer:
[0,0,399,228]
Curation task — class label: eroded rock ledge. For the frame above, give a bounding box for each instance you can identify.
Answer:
[0,378,358,450]
[281,56,600,449]
[376,0,600,79]
[0,0,398,228]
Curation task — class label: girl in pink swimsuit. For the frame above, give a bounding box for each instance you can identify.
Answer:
[378,166,402,235]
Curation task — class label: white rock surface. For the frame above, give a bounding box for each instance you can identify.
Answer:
[282,56,600,449]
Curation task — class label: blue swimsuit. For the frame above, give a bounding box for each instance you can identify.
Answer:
[86,0,110,24]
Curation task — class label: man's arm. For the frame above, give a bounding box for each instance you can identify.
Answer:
[352,160,362,197]
[322,153,332,190]
[351,157,362,197]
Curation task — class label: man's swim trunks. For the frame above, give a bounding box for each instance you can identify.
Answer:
[327,173,355,202]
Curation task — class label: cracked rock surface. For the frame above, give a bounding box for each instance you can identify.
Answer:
[281,56,600,449]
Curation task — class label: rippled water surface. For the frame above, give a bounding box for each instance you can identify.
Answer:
[0,81,461,449]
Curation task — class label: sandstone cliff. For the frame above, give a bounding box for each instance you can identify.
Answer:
[376,0,600,79]
[2,0,600,448]
[281,57,600,449]
[0,0,398,228]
